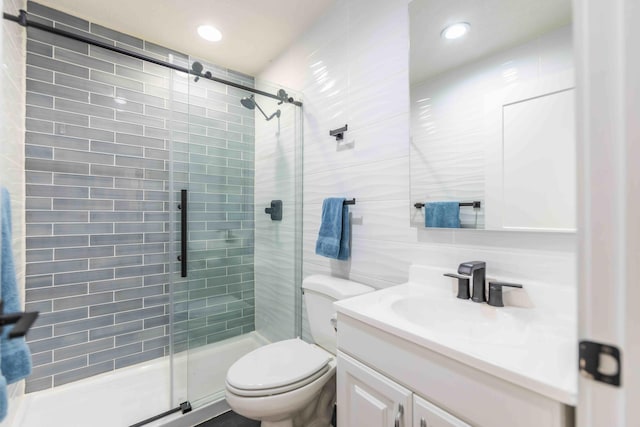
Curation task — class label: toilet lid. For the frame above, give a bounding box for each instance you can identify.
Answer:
[226,339,330,391]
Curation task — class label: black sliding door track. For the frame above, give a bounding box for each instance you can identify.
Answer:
[2,10,303,106]
[129,401,192,427]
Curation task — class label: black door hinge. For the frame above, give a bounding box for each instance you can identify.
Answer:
[579,340,621,387]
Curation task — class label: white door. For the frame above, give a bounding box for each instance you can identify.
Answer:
[413,395,471,427]
[337,351,413,427]
[575,0,640,425]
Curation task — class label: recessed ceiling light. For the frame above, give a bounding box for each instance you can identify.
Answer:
[441,22,471,40]
[197,25,222,42]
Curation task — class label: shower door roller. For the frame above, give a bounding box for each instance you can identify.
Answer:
[265,200,283,221]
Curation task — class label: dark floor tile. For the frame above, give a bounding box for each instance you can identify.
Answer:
[196,410,260,427]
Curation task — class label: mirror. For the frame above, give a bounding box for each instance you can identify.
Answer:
[409,0,575,231]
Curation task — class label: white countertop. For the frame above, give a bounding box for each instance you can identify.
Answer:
[334,268,577,406]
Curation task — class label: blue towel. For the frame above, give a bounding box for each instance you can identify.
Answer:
[315,198,350,260]
[1,188,32,387]
[425,201,460,228]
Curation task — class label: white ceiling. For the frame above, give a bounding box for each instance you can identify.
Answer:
[410,0,572,84]
[36,0,335,76]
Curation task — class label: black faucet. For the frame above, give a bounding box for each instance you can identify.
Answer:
[457,261,486,303]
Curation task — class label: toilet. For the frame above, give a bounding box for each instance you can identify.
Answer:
[225,275,374,427]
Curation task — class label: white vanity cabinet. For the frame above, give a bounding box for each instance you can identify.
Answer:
[338,351,470,427]
[335,313,574,427]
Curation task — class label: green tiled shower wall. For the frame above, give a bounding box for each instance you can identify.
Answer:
[23,1,256,392]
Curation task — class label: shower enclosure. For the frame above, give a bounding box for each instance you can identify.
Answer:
[168,60,304,412]
[8,3,304,425]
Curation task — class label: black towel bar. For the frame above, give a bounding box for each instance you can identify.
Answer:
[414,201,481,209]
[0,300,39,339]
[343,198,356,205]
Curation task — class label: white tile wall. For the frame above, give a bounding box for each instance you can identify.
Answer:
[253,89,302,342]
[259,0,576,329]
[1,0,26,289]
[1,0,27,420]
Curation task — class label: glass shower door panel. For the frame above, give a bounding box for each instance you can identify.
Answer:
[252,80,302,344]
[178,60,259,408]
[177,60,303,408]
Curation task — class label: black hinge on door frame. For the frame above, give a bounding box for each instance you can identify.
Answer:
[579,340,621,387]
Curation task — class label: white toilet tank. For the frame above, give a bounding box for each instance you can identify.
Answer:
[302,275,374,354]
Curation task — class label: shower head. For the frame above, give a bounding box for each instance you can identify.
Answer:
[240,95,256,110]
[240,95,280,121]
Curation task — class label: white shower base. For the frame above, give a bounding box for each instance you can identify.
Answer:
[8,332,266,427]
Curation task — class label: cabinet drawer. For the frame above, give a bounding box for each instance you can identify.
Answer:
[414,395,471,427]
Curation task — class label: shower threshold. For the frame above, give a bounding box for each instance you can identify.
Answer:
[130,401,192,427]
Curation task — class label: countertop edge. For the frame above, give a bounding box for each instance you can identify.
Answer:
[335,304,578,407]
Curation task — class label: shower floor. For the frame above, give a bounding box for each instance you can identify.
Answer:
[6,332,266,427]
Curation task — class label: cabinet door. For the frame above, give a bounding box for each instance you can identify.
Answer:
[338,351,412,427]
[413,395,471,427]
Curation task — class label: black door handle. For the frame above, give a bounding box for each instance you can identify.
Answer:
[179,189,187,278]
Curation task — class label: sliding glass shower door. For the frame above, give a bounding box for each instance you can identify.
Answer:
[169,59,303,409]
[14,1,302,420]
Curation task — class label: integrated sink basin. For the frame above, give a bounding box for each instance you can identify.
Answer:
[390,295,530,345]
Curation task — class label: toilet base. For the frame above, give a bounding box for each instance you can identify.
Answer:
[291,375,336,427]
[245,375,335,427]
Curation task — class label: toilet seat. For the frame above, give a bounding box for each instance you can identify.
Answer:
[226,363,331,397]
[226,338,331,397]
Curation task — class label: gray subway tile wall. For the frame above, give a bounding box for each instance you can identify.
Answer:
[24,1,256,392]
